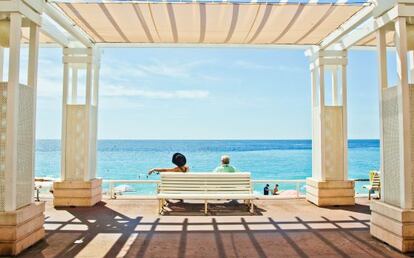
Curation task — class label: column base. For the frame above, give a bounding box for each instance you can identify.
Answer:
[0,202,45,256]
[370,200,414,252]
[53,178,102,207]
[306,178,355,206]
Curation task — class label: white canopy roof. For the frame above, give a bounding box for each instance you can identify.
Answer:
[44,1,367,46]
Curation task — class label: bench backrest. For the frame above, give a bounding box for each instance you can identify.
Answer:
[158,172,252,194]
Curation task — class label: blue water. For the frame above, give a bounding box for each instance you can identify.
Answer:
[35,140,379,195]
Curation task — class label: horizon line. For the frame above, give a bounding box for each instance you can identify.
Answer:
[36,138,380,141]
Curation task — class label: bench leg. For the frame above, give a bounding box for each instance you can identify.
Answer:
[204,200,208,215]
[158,199,162,215]
[159,199,166,215]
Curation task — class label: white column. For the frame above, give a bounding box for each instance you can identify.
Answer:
[0,47,4,81]
[60,49,69,180]
[85,63,92,106]
[331,67,338,106]
[93,61,100,107]
[71,68,78,103]
[54,47,102,207]
[395,17,412,209]
[409,51,414,83]
[0,3,46,256]
[306,50,353,206]
[84,62,92,181]
[4,13,22,212]
[28,23,39,89]
[91,59,100,180]
[370,19,414,253]
[28,22,39,194]
[311,68,317,109]
[319,64,326,180]
[377,27,387,200]
[341,65,348,179]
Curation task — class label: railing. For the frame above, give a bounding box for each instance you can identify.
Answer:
[35,177,368,200]
[102,179,307,199]
[105,180,160,199]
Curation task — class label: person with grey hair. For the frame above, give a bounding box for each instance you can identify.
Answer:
[213,155,238,173]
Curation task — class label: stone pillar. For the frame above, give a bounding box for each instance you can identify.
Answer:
[306,50,354,206]
[370,18,414,253]
[0,2,45,255]
[53,48,102,207]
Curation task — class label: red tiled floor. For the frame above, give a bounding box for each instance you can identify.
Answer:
[19,198,409,258]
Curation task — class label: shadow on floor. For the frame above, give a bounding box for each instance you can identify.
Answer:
[323,203,371,215]
[162,200,267,216]
[19,201,409,258]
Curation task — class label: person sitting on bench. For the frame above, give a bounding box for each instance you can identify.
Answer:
[213,155,238,173]
[148,153,189,175]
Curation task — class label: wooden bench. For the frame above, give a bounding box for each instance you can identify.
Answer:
[157,172,255,215]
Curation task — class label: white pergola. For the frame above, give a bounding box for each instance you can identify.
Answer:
[0,0,413,255]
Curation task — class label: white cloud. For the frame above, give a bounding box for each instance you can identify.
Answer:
[23,56,63,98]
[33,58,211,101]
[101,85,209,99]
[6,50,213,103]
[136,62,190,79]
[234,60,304,72]
[235,60,275,70]
[100,62,147,82]
[101,58,217,81]
[136,59,214,79]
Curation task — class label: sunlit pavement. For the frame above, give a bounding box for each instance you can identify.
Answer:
[19,198,408,258]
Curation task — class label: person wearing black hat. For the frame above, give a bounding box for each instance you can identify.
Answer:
[148,153,189,175]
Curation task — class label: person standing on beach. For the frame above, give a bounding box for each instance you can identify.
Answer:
[264,184,270,195]
[273,184,279,195]
[148,153,189,175]
[213,155,238,173]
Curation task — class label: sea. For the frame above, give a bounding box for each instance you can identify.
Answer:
[35,139,379,195]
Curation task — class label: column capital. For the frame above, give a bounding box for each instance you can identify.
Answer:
[0,0,44,26]
[307,50,348,70]
[62,47,101,68]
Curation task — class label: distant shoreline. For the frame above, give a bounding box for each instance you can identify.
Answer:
[36,139,380,141]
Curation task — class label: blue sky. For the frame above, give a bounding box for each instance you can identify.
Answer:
[25,47,396,139]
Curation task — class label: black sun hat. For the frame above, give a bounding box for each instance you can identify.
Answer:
[172,153,187,167]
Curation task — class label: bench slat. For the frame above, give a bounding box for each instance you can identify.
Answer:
[159,185,250,189]
[161,173,250,176]
[160,178,251,180]
[161,182,250,185]
[157,194,254,199]
[160,188,250,193]
[160,185,250,188]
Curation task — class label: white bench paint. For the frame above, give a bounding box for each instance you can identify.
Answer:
[157,172,254,214]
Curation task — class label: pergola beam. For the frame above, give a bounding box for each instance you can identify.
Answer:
[40,15,70,47]
[334,18,377,50]
[316,3,414,52]
[44,3,93,47]
[0,0,42,25]
[335,4,409,49]
[318,4,374,50]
